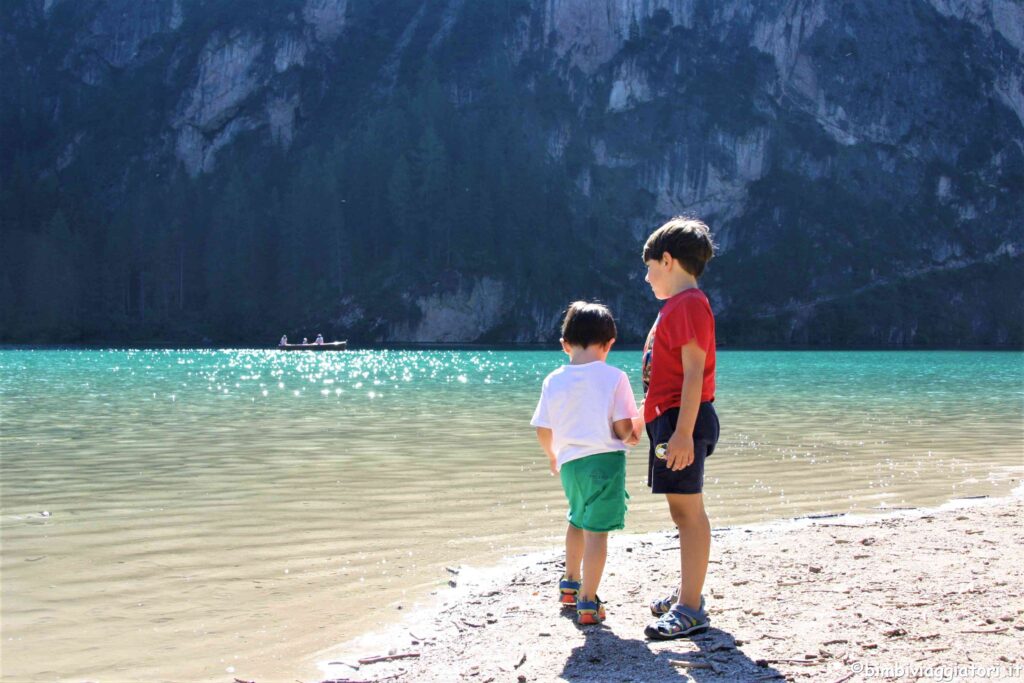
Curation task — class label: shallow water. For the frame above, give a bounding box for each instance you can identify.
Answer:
[1,349,1021,682]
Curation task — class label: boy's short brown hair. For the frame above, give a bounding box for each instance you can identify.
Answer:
[561,301,617,349]
[642,217,715,277]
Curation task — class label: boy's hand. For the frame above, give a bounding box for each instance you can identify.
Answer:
[665,430,694,471]
[536,427,558,475]
[665,340,704,471]
[621,417,642,446]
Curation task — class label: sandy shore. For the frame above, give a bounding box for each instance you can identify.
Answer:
[308,493,1023,683]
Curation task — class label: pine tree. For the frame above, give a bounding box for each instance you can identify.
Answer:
[24,210,79,339]
[413,125,449,268]
[387,154,414,268]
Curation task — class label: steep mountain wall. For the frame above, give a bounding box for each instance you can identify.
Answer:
[2,0,1021,346]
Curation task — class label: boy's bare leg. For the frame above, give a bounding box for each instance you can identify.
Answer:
[581,531,608,600]
[666,493,710,611]
[565,523,584,579]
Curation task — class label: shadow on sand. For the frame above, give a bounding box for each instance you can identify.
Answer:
[560,619,784,682]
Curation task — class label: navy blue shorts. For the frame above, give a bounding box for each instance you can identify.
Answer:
[646,402,719,495]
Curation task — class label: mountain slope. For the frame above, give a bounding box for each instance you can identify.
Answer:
[1,0,1021,346]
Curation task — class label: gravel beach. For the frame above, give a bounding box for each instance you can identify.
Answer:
[310,492,1023,683]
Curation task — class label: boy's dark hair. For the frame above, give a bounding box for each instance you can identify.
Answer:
[561,301,617,348]
[642,217,715,277]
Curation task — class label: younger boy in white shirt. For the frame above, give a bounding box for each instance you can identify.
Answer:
[531,301,642,625]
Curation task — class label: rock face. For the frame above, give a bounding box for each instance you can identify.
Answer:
[182,32,264,132]
[3,0,1022,345]
[174,31,265,175]
[543,0,698,73]
[274,33,307,73]
[396,278,508,343]
[928,0,1024,52]
[83,0,182,68]
[303,0,348,41]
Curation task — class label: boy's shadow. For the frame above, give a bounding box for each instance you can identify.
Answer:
[560,618,784,682]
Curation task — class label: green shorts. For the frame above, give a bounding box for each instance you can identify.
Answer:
[559,451,628,533]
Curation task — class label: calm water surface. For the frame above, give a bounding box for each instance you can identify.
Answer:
[1,349,1022,682]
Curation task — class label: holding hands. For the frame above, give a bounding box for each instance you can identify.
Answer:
[622,416,643,447]
[613,415,642,447]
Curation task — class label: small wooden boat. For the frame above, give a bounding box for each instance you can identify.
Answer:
[278,341,347,351]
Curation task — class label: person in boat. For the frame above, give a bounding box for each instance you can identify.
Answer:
[302,337,308,345]
[279,335,288,346]
[315,334,324,345]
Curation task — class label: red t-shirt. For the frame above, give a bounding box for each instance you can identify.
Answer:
[641,288,716,423]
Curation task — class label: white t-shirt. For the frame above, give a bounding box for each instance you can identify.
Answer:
[530,361,641,470]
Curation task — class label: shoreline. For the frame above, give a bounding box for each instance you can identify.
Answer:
[4,345,1023,352]
[309,489,1023,683]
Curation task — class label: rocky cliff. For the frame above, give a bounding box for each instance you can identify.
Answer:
[2,0,1021,346]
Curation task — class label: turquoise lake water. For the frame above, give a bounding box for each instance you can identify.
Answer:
[1,349,1022,682]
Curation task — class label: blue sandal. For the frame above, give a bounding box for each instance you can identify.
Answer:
[650,591,705,616]
[644,604,709,640]
[559,575,581,606]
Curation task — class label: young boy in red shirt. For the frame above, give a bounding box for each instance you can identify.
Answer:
[639,217,720,640]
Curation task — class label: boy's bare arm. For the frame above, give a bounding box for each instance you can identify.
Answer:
[535,427,558,474]
[612,418,640,446]
[665,339,706,471]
